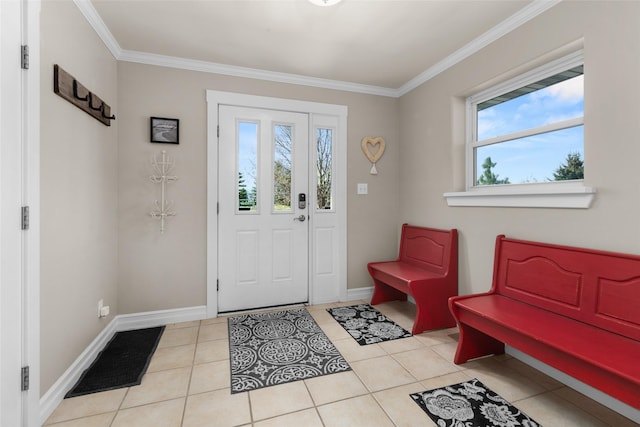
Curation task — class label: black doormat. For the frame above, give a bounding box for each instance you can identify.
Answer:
[326,304,412,345]
[228,308,351,393]
[65,326,165,398]
[410,378,542,427]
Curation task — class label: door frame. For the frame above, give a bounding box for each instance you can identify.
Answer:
[206,91,348,318]
[0,0,40,425]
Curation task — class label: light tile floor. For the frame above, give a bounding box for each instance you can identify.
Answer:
[44,300,638,427]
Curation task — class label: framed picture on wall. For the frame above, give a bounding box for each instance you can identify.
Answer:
[150,117,179,144]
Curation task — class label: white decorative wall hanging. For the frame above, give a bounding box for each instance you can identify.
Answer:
[361,136,386,174]
[150,150,177,233]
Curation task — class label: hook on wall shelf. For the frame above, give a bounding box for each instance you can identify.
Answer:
[88,92,103,111]
[72,80,88,101]
[53,64,115,126]
[101,107,116,120]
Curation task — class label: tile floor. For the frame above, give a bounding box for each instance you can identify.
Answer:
[44,301,638,427]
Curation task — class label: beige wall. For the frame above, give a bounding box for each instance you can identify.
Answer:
[116,63,400,313]
[40,0,119,392]
[41,0,639,398]
[40,2,399,393]
[398,1,640,295]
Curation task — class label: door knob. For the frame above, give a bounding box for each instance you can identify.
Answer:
[293,215,306,222]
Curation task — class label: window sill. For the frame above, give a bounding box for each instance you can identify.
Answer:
[443,182,596,209]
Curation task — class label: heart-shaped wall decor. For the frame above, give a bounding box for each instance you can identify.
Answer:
[361,136,385,164]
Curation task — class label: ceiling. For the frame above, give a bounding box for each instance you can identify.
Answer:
[88,0,544,95]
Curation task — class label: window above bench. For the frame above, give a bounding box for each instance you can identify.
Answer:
[444,50,596,209]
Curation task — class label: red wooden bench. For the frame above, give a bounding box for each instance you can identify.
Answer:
[368,224,458,334]
[449,235,640,410]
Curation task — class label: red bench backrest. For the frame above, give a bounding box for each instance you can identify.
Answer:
[398,224,458,277]
[492,235,640,341]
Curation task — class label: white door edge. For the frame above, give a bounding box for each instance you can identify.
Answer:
[1,0,41,425]
[206,90,348,318]
[25,1,42,425]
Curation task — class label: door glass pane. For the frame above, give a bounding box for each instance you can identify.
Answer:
[316,128,333,210]
[238,121,258,212]
[273,124,292,211]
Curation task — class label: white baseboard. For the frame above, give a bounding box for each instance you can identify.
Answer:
[345,286,373,301]
[506,346,640,424]
[116,305,207,331]
[39,319,118,424]
[39,305,207,425]
[344,286,417,305]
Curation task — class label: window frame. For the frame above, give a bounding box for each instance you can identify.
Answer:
[444,50,596,209]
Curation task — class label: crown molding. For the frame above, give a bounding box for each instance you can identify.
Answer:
[397,0,562,96]
[75,0,561,98]
[73,0,121,58]
[118,50,399,97]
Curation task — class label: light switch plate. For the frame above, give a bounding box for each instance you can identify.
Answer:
[357,183,368,195]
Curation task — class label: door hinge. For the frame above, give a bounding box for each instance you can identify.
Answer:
[217,125,220,138]
[217,279,219,292]
[21,366,29,391]
[21,45,29,70]
[21,206,29,230]
[217,202,219,215]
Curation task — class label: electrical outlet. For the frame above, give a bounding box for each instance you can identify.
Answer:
[98,299,110,318]
[100,305,110,317]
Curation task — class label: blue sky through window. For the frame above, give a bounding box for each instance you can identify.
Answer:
[476,75,584,184]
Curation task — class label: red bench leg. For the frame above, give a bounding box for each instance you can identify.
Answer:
[454,323,504,364]
[410,282,457,334]
[411,302,457,335]
[370,279,407,305]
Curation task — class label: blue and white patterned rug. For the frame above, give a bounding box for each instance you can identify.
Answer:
[410,378,541,427]
[326,304,412,345]
[228,308,351,393]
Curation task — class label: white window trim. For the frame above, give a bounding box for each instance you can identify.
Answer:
[444,181,596,209]
[444,50,596,208]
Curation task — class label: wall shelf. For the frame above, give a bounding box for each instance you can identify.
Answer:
[53,64,115,126]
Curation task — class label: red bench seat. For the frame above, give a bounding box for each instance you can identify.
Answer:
[367,262,443,291]
[449,235,640,410]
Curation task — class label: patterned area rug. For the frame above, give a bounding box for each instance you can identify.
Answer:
[410,378,541,427]
[326,304,412,345]
[228,308,351,393]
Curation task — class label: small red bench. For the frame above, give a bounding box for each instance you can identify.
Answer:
[449,235,640,410]
[368,224,458,334]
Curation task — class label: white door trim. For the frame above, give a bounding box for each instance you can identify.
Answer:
[24,1,41,425]
[1,0,40,425]
[206,91,348,318]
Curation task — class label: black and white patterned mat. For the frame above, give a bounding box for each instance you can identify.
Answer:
[411,378,541,427]
[326,304,412,345]
[228,308,351,393]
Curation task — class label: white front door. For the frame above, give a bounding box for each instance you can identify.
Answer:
[218,106,309,312]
